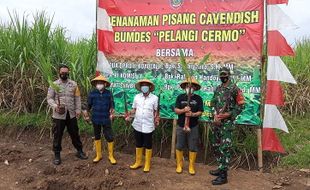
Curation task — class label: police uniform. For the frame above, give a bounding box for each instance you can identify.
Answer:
[47,78,87,165]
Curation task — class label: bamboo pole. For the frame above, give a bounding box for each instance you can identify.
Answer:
[203,122,210,164]
[256,0,269,173]
[170,119,177,159]
[257,127,263,172]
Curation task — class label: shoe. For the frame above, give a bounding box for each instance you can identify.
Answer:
[108,142,117,165]
[130,148,143,169]
[93,140,102,163]
[209,169,221,176]
[175,149,183,174]
[188,151,197,175]
[76,150,88,160]
[143,149,152,172]
[212,170,228,185]
[53,152,61,165]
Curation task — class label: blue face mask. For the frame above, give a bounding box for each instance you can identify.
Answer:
[141,85,149,93]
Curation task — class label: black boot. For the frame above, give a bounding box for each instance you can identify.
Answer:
[76,150,88,160]
[209,169,221,176]
[212,170,228,185]
[53,152,61,165]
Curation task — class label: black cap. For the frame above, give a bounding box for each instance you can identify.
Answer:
[219,67,230,76]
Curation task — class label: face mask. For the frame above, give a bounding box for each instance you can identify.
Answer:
[141,85,149,94]
[96,84,104,90]
[220,76,229,83]
[59,73,69,80]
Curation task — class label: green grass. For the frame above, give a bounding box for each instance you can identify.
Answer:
[279,114,310,168]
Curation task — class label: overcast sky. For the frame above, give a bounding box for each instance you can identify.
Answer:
[0,0,309,44]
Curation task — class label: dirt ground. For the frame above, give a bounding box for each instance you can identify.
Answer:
[0,126,309,190]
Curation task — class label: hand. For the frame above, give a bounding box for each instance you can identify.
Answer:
[82,110,90,121]
[217,112,231,120]
[110,114,114,120]
[183,106,191,113]
[185,111,193,117]
[155,117,160,126]
[76,111,81,119]
[213,114,222,126]
[124,112,131,121]
[55,106,60,113]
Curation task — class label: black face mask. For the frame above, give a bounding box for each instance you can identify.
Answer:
[220,76,229,83]
[59,73,69,80]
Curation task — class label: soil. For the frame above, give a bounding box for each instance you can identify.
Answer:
[0,126,309,190]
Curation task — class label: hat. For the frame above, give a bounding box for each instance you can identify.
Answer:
[91,75,111,87]
[135,79,155,92]
[180,77,201,91]
[219,67,231,76]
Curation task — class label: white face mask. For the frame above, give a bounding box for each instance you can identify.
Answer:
[96,84,104,90]
[141,85,150,93]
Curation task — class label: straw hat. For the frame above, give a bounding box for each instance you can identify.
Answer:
[91,75,111,87]
[180,77,201,91]
[135,79,155,92]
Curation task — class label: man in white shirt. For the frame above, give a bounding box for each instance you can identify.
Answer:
[125,79,159,172]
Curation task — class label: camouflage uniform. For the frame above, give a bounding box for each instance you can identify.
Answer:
[210,79,244,171]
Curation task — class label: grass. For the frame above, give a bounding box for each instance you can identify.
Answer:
[279,114,310,168]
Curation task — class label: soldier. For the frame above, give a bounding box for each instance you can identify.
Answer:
[174,77,204,175]
[125,79,159,172]
[85,75,117,165]
[47,64,88,165]
[209,67,245,185]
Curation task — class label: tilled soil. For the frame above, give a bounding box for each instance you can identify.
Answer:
[0,126,308,190]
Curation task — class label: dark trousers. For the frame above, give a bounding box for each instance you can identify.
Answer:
[52,112,83,152]
[93,124,114,142]
[134,130,153,149]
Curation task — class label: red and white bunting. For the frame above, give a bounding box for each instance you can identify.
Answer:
[265,80,285,106]
[267,5,297,31]
[267,56,297,84]
[263,104,289,133]
[266,0,288,5]
[97,3,114,76]
[267,31,294,56]
[262,128,285,153]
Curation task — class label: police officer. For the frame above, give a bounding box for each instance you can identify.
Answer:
[209,67,245,185]
[47,64,88,165]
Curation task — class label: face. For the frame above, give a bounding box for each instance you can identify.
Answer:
[59,67,69,80]
[96,81,105,90]
[219,73,229,83]
[140,82,150,93]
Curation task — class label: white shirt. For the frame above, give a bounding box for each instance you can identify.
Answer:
[132,93,158,133]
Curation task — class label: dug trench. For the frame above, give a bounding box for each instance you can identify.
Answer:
[0,126,308,190]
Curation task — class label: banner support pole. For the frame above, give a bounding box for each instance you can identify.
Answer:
[170,119,177,159]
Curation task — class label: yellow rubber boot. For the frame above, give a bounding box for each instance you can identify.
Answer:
[175,149,183,174]
[108,142,117,165]
[189,151,197,175]
[93,140,102,163]
[130,148,143,169]
[143,149,152,172]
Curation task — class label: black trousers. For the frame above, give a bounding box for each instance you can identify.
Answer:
[134,130,153,149]
[52,112,83,152]
[93,124,114,142]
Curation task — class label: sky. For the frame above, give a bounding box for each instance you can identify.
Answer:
[0,0,309,44]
